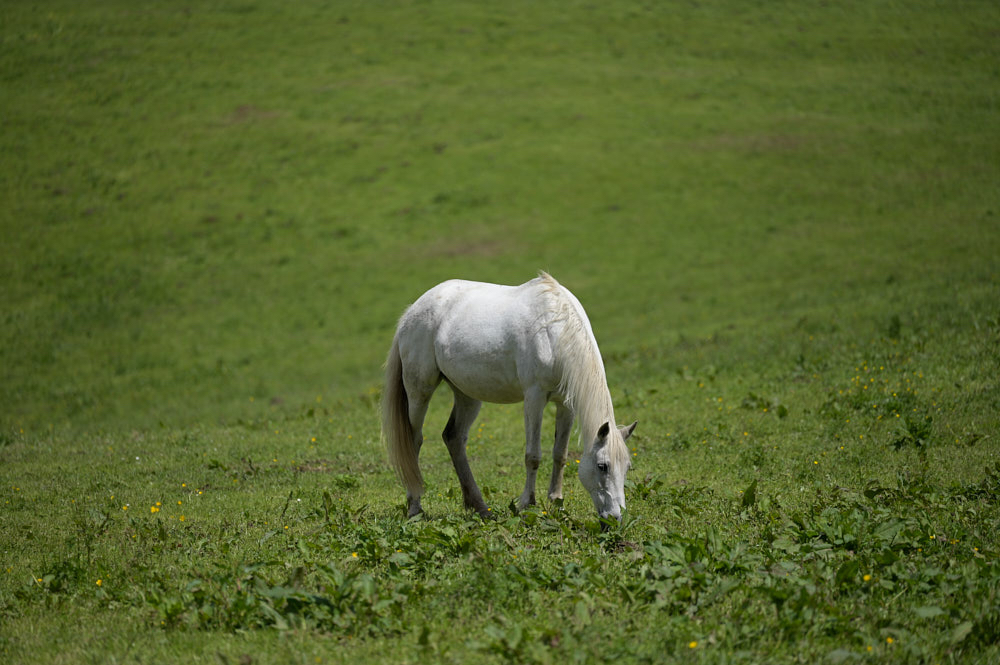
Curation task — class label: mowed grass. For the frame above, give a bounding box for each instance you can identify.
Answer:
[2,1,999,663]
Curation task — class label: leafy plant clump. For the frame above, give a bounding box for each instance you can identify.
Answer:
[147,562,411,635]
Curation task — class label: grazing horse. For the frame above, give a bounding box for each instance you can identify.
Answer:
[381,272,636,521]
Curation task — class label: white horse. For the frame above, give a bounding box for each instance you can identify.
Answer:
[381,272,636,521]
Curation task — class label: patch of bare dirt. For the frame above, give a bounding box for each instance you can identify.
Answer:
[689,132,810,153]
[225,104,283,125]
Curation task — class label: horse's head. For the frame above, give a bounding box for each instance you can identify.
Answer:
[578,420,637,523]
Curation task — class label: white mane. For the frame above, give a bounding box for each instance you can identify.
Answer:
[537,273,628,463]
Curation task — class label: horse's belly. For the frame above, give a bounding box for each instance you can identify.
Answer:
[453,371,530,403]
[435,344,527,404]
[445,373,525,404]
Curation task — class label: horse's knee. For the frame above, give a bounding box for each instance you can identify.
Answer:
[524,453,541,471]
[443,413,472,447]
[441,412,456,442]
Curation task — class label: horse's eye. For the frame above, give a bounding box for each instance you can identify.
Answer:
[597,462,609,473]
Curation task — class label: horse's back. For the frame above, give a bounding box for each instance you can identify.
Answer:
[397,277,560,403]
[401,277,547,335]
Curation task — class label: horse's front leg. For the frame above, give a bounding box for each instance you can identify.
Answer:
[547,403,574,501]
[518,389,546,511]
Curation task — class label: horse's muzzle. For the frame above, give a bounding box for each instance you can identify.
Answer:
[599,513,622,531]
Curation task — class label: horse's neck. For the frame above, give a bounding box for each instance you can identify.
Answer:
[557,327,615,447]
[541,276,617,445]
[576,382,615,444]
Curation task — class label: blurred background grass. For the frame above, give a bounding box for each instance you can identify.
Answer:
[2,4,999,662]
[2,0,997,431]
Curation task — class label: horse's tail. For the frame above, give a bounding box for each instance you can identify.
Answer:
[381,334,423,499]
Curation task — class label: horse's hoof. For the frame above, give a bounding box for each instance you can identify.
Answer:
[516,495,535,513]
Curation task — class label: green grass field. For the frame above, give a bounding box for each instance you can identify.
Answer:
[2,1,999,663]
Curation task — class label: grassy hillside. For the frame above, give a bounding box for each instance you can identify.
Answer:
[2,1,999,663]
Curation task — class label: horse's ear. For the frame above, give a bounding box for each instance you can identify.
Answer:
[619,421,637,441]
[597,422,610,440]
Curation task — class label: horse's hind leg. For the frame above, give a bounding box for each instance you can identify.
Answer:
[442,387,490,518]
[402,368,439,518]
[404,390,433,517]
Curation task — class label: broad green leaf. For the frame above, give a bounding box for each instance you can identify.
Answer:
[826,648,860,664]
[741,480,758,509]
[952,621,974,644]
